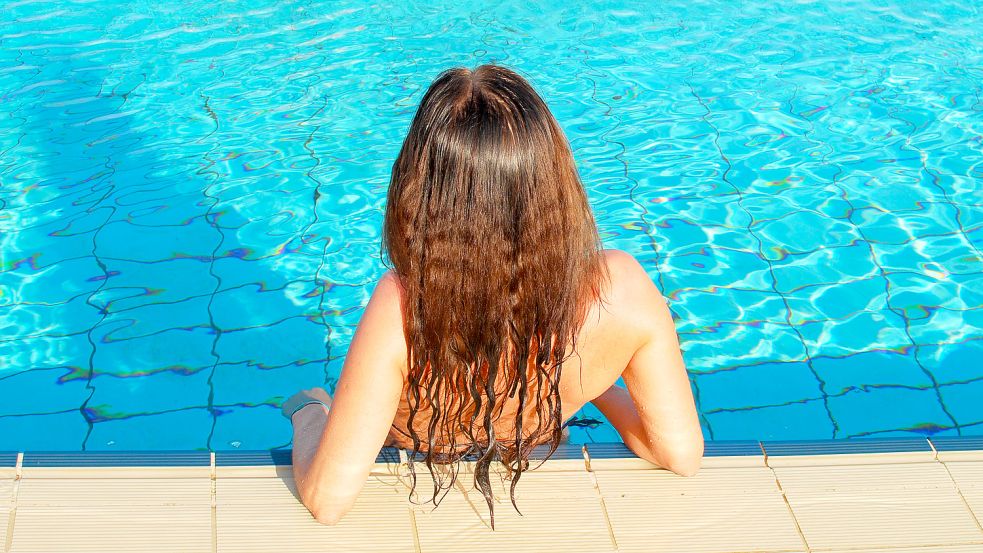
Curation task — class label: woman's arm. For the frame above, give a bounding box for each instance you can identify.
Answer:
[590,251,704,475]
[291,271,407,524]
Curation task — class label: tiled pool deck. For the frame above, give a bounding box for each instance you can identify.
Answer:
[1,437,982,552]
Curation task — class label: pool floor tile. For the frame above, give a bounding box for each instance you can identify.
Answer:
[84,408,214,451]
[0,413,88,452]
[704,398,835,441]
[810,350,934,395]
[695,361,823,412]
[210,405,293,451]
[826,387,954,439]
[939,379,983,430]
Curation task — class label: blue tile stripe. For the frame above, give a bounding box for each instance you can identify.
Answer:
[215,450,293,466]
[402,443,585,463]
[929,436,983,452]
[586,440,762,459]
[762,437,932,456]
[529,443,585,461]
[9,437,982,468]
[21,451,211,467]
[216,447,401,466]
[705,440,763,456]
[584,443,635,459]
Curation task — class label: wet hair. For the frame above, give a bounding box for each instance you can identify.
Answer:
[382,64,607,527]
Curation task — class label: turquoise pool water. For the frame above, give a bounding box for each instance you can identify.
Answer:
[1,0,981,451]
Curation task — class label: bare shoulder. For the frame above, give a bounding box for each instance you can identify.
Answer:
[352,269,408,375]
[369,270,409,325]
[600,249,667,319]
[375,269,404,300]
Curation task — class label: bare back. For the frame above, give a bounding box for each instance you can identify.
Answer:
[292,248,703,524]
[384,249,703,461]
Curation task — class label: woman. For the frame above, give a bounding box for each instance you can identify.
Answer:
[282,64,703,526]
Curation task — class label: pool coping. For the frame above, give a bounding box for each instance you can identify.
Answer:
[1,435,979,469]
[2,436,982,552]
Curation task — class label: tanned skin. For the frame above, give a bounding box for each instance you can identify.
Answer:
[286,249,704,525]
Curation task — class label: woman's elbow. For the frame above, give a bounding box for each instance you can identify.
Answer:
[666,454,702,476]
[305,497,353,526]
[310,507,344,526]
[300,485,352,525]
[662,439,704,477]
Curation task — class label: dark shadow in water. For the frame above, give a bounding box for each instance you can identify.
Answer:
[1,45,331,453]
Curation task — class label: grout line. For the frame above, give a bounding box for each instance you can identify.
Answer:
[583,448,619,552]
[3,482,16,553]
[4,454,23,553]
[939,460,983,534]
[399,448,422,553]
[210,452,217,553]
[407,501,422,553]
[764,447,812,552]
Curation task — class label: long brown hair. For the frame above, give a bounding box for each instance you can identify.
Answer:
[382,65,607,526]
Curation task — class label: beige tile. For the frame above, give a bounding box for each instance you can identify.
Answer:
[216,475,416,552]
[824,546,983,552]
[216,460,404,479]
[587,454,765,471]
[958,487,983,528]
[777,462,982,549]
[946,461,983,489]
[214,464,294,479]
[785,490,982,549]
[16,478,211,506]
[216,473,408,505]
[595,468,805,553]
[413,470,614,553]
[584,456,658,471]
[18,466,211,479]
[937,450,983,463]
[700,454,767,468]
[10,506,212,553]
[766,451,936,467]
[597,465,782,495]
[773,462,956,492]
[1,478,13,550]
[408,462,593,499]
[9,476,212,553]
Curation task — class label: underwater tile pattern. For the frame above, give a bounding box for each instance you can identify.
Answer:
[1,0,982,450]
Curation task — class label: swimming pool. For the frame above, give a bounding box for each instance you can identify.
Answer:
[1,0,980,451]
